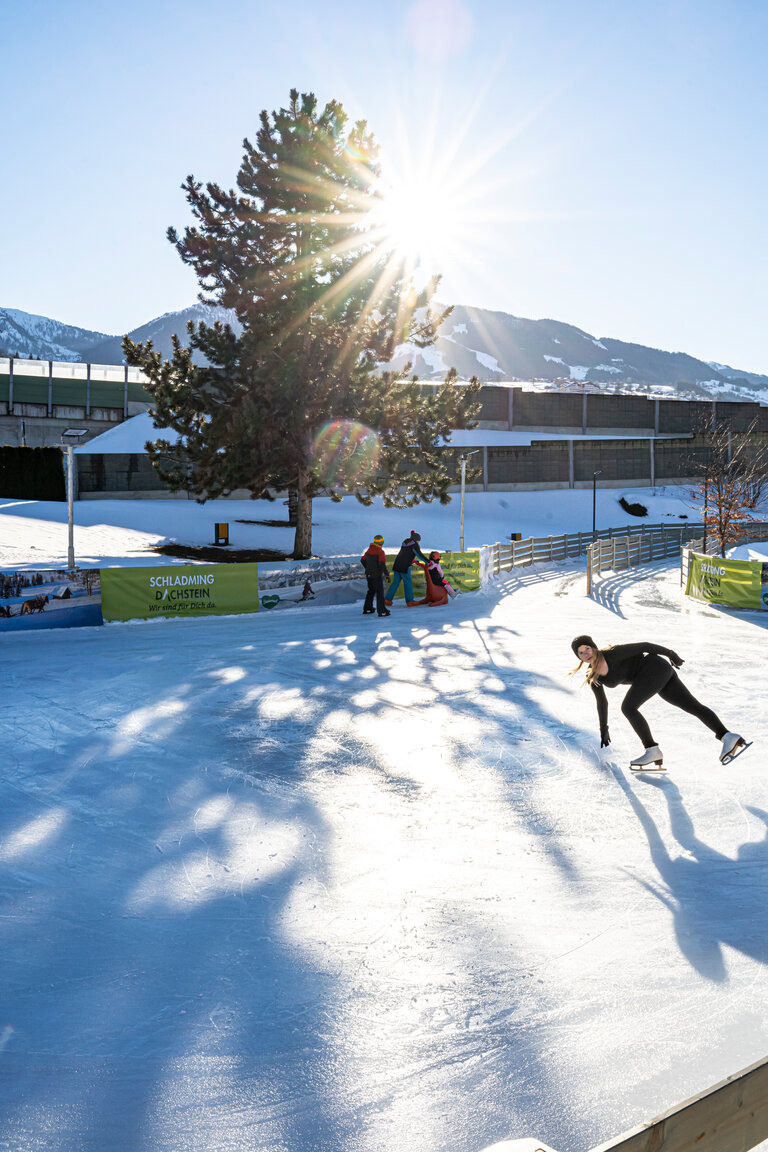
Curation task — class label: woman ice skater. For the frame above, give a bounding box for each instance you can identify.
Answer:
[570,634,749,771]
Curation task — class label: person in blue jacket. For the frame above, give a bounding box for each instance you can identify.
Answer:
[385,531,428,606]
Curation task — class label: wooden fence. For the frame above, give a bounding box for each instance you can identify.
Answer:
[585,522,768,594]
[482,1050,768,1152]
[484,522,704,579]
[585,525,704,593]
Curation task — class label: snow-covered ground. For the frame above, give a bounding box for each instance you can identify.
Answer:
[0,484,700,570]
[1,488,767,1152]
[729,542,768,561]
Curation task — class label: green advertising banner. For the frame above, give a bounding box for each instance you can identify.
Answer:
[685,552,763,610]
[385,550,481,599]
[101,564,259,622]
[440,550,481,593]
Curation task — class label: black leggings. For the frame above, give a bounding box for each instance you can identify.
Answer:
[621,655,727,748]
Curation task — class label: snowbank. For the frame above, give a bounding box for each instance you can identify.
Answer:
[0,485,701,570]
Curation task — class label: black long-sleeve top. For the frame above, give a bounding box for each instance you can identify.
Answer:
[589,642,677,731]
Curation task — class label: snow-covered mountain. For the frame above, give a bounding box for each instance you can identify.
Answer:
[2,301,767,400]
[80,303,241,364]
[390,305,768,400]
[0,307,111,362]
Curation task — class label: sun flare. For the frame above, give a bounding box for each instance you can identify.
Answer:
[372,167,467,279]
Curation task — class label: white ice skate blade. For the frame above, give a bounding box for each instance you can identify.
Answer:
[629,761,666,772]
[720,740,753,765]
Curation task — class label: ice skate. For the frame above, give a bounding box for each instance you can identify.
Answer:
[377,609,390,617]
[720,732,752,765]
[629,745,665,772]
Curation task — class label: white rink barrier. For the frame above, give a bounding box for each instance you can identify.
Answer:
[479,1051,768,1152]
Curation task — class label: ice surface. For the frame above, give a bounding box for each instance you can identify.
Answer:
[0,492,766,1152]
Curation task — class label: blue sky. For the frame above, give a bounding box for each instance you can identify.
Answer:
[4,0,768,372]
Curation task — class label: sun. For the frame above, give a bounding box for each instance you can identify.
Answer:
[371,164,468,279]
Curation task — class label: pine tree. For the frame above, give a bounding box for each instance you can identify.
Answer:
[123,89,479,557]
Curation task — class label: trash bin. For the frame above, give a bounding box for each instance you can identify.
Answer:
[214,523,229,546]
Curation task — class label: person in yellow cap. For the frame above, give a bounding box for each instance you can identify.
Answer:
[361,535,390,616]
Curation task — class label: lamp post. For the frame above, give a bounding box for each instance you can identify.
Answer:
[459,451,478,552]
[592,469,603,539]
[61,429,87,571]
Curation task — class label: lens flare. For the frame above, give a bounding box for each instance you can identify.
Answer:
[311,421,381,489]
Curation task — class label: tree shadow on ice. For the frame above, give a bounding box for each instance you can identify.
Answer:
[0,606,601,1152]
[272,645,585,1149]
[608,767,768,982]
[0,641,351,1151]
[218,616,589,1151]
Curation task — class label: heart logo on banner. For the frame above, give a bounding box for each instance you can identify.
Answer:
[261,595,280,609]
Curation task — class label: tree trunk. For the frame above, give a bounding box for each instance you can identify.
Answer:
[292,470,313,558]
[286,488,298,526]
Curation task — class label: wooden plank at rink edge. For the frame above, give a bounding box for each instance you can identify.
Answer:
[590,1053,768,1152]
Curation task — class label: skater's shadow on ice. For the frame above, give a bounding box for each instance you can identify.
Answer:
[609,767,768,982]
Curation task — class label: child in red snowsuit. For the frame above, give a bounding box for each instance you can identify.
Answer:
[414,552,453,606]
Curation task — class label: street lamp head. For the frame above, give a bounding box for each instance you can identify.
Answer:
[62,428,88,443]
[593,469,603,478]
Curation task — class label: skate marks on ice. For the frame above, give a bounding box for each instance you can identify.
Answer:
[0,612,608,1152]
[2,595,765,1152]
[588,561,681,620]
[494,563,583,599]
[0,638,354,1152]
[219,626,614,1150]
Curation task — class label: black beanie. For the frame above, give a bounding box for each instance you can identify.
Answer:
[410,530,421,541]
[571,634,598,657]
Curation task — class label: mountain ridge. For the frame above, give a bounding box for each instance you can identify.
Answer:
[2,302,766,402]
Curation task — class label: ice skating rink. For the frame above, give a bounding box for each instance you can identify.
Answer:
[1,560,766,1152]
